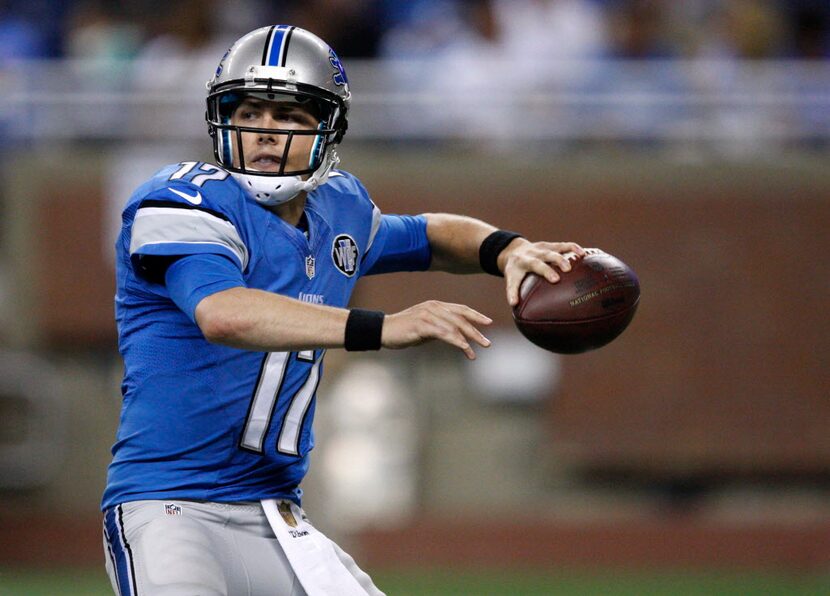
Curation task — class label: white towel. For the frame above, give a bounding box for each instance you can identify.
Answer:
[262,499,373,596]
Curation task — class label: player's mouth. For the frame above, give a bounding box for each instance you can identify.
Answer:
[248,152,283,172]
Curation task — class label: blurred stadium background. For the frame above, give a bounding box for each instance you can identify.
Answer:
[0,0,829,594]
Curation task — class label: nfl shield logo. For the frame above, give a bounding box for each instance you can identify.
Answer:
[305,255,316,279]
[164,503,182,516]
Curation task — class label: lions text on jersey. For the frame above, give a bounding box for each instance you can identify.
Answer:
[102,161,430,509]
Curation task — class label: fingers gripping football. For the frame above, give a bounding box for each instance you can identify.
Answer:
[382,300,492,360]
[502,241,585,306]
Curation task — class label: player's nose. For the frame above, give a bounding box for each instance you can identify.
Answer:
[257,115,282,144]
[257,130,278,144]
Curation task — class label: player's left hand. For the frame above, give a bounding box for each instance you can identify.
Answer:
[498,239,585,306]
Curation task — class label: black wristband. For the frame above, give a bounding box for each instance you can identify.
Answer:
[344,308,385,351]
[479,230,523,277]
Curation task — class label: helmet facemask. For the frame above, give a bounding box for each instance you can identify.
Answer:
[206,87,347,205]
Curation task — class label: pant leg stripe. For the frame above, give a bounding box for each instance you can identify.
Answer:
[104,506,137,596]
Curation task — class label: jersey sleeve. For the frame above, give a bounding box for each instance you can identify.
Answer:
[129,182,249,276]
[360,212,432,276]
[165,253,245,323]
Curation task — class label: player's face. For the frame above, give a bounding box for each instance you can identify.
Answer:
[230,98,319,175]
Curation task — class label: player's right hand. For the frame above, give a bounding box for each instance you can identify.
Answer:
[382,301,492,360]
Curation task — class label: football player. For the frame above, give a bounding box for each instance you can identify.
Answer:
[102,25,583,596]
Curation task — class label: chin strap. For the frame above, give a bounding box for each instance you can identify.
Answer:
[231,150,340,206]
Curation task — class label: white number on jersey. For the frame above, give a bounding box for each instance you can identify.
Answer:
[240,350,323,456]
[169,161,229,186]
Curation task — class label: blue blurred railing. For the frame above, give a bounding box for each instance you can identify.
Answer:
[0,59,828,148]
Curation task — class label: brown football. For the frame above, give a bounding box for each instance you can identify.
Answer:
[512,248,640,354]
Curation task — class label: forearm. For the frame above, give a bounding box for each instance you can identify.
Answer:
[424,213,496,272]
[195,286,349,351]
[194,285,492,360]
[424,213,527,274]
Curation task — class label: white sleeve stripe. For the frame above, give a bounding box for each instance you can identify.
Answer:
[365,204,382,253]
[130,207,249,269]
[135,206,233,224]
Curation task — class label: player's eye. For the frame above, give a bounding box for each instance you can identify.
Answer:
[274,110,313,126]
[240,109,260,120]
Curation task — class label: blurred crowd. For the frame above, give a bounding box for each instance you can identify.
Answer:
[0,0,828,64]
[0,0,828,148]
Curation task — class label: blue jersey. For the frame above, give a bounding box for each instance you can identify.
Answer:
[102,161,431,509]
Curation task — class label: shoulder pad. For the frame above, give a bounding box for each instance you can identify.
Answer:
[136,161,241,213]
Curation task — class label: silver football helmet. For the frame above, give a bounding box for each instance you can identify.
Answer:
[206,26,351,205]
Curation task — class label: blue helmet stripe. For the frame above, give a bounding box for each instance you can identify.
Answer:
[267,25,291,66]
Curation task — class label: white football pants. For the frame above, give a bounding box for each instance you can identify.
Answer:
[103,499,383,596]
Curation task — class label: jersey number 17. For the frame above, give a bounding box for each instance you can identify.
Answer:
[240,350,323,456]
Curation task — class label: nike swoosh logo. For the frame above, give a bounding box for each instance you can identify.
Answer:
[168,187,203,205]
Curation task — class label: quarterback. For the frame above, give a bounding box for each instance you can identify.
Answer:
[102,25,583,595]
